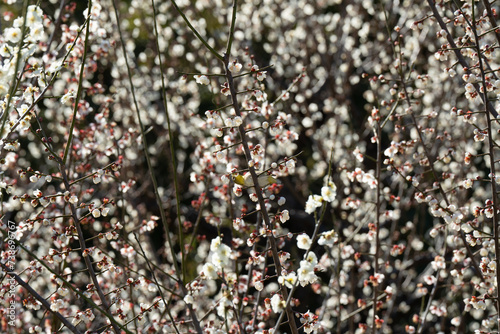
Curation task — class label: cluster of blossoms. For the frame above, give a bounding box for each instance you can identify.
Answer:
[304,181,337,214]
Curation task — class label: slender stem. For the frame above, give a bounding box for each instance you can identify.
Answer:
[111,1,202,332]
[370,124,382,334]
[150,0,187,283]
[469,2,500,330]
[62,5,92,164]
[168,0,224,61]
[46,0,67,52]
[482,0,500,49]
[225,0,238,57]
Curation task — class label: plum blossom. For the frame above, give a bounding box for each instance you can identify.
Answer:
[228,61,242,73]
[321,181,337,202]
[210,236,233,268]
[194,75,210,85]
[278,271,297,289]
[318,230,337,247]
[4,27,22,43]
[297,233,312,250]
[305,195,323,214]
[270,294,285,313]
[298,259,318,287]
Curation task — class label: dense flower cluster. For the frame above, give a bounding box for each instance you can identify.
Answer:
[2,0,500,333]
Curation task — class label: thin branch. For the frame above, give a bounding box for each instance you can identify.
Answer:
[168,0,224,61]
[0,262,83,334]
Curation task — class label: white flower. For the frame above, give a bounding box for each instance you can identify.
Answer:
[69,195,78,204]
[270,294,285,313]
[194,75,210,85]
[473,129,486,142]
[61,90,75,106]
[50,299,64,312]
[257,71,267,81]
[431,255,446,271]
[321,181,337,202]
[228,62,242,73]
[184,294,194,305]
[101,207,110,216]
[255,90,265,101]
[26,5,43,27]
[353,146,364,162]
[233,116,242,126]
[423,275,436,285]
[305,252,318,266]
[302,310,319,334]
[362,172,377,189]
[210,236,222,252]
[5,27,22,43]
[20,116,32,131]
[305,195,323,214]
[210,236,232,267]
[384,143,398,158]
[297,233,312,250]
[280,210,290,223]
[216,151,225,161]
[297,260,318,287]
[278,272,297,289]
[233,184,243,197]
[5,141,19,151]
[212,243,232,266]
[30,326,42,333]
[0,44,12,57]
[216,296,233,318]
[475,299,486,310]
[93,175,101,184]
[462,178,473,189]
[29,24,44,41]
[286,159,296,169]
[318,230,336,247]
